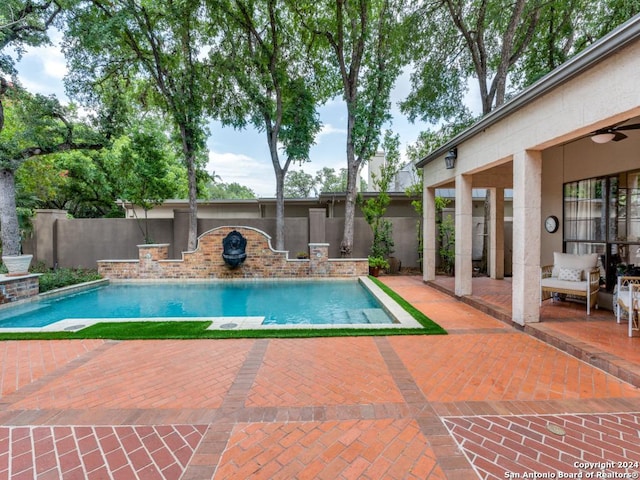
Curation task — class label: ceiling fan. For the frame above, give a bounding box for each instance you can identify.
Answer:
[590,122,640,143]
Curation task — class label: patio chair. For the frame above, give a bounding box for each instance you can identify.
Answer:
[616,276,640,337]
[540,252,600,315]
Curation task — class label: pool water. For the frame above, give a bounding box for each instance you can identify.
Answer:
[0,281,393,328]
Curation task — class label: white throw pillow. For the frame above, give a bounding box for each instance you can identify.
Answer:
[557,267,583,282]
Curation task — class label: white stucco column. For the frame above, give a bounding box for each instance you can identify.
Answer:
[512,150,542,325]
[423,186,436,282]
[455,174,473,296]
[488,187,505,279]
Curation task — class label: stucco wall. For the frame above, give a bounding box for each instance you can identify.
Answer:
[36,212,423,271]
[56,218,174,267]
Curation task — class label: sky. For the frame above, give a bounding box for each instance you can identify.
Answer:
[13,30,481,197]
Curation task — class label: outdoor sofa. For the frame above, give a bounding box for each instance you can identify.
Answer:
[540,252,600,315]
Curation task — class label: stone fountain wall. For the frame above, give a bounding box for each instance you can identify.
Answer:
[97,226,368,280]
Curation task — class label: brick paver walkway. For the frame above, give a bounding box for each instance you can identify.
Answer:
[1,276,639,479]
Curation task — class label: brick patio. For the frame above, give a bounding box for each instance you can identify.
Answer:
[0,276,638,479]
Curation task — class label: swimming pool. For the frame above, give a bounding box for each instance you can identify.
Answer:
[0,278,420,331]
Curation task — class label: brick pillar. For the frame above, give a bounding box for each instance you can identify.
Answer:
[0,275,40,304]
[309,243,329,276]
[138,244,169,278]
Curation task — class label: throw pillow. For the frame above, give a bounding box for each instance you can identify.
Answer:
[558,267,583,282]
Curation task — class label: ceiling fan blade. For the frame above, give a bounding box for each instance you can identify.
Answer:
[613,123,640,131]
[612,132,628,142]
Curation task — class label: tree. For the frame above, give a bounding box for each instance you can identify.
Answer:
[109,119,179,243]
[315,166,367,194]
[63,0,210,251]
[0,89,104,256]
[360,130,401,262]
[208,180,256,199]
[1,1,62,80]
[404,119,474,271]
[1,1,66,256]
[404,0,640,122]
[403,0,545,121]
[293,0,409,256]
[17,149,121,218]
[284,170,316,198]
[406,117,476,164]
[315,167,344,194]
[512,0,640,89]
[211,0,324,250]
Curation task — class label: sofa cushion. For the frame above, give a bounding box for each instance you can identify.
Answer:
[551,252,598,280]
[557,267,583,282]
[541,277,588,292]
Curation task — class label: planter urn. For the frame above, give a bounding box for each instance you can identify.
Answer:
[2,254,33,276]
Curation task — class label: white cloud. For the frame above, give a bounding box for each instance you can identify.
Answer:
[317,123,347,139]
[207,150,277,197]
[16,42,68,98]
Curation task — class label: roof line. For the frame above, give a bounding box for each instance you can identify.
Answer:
[416,13,640,168]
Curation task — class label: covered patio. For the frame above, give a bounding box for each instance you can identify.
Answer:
[418,14,640,331]
[428,275,640,387]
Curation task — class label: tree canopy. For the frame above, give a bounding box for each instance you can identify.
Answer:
[403,0,640,124]
[292,0,410,256]
[63,0,211,250]
[208,180,256,200]
[210,0,326,249]
[3,0,640,261]
[0,88,105,255]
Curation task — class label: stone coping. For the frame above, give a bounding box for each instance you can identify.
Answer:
[0,273,41,281]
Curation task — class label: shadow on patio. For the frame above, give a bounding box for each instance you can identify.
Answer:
[427,275,640,388]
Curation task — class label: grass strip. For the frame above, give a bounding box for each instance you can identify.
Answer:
[0,277,446,340]
[0,324,434,340]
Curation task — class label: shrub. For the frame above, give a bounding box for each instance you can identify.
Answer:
[37,268,102,293]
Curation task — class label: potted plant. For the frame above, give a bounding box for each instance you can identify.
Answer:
[368,256,390,277]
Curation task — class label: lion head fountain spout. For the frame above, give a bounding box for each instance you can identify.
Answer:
[222,230,247,268]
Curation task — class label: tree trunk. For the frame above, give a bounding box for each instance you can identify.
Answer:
[180,126,199,252]
[265,120,287,251]
[0,168,21,256]
[340,97,361,258]
[340,161,360,257]
[275,171,285,251]
[186,154,198,251]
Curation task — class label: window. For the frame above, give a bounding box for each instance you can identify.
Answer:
[563,170,640,291]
